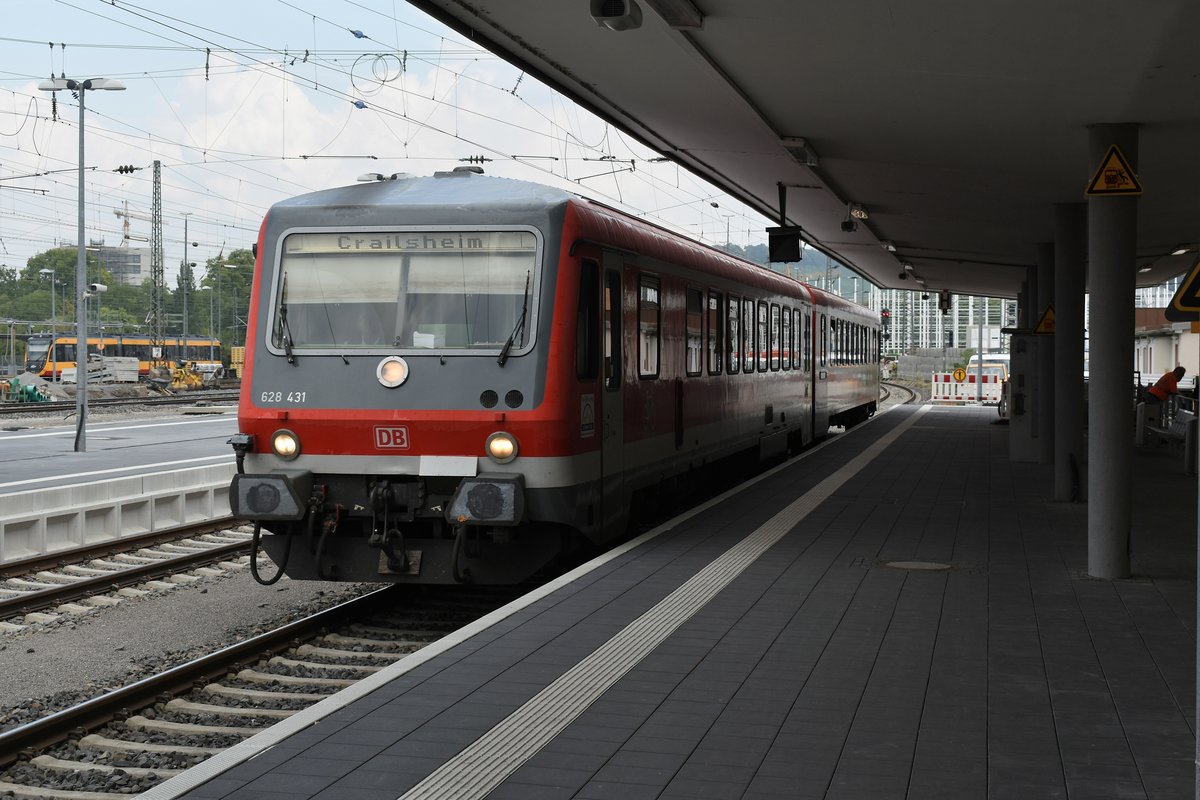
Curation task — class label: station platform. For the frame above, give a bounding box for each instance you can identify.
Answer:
[147,404,1197,800]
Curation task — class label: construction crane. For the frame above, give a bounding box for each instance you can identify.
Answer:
[112,199,163,244]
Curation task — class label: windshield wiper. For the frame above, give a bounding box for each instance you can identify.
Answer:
[497,270,531,367]
[277,274,296,365]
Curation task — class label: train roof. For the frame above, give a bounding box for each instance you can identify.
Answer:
[269,168,575,215]
[266,170,875,320]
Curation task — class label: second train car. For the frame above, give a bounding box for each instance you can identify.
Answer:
[230,169,880,585]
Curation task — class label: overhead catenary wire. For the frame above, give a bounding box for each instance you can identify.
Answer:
[0,1,772,266]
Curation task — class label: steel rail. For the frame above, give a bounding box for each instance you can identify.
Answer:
[0,585,398,769]
[0,521,249,621]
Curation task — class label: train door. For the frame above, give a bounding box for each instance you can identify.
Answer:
[795,305,815,446]
[600,253,628,536]
[813,310,831,434]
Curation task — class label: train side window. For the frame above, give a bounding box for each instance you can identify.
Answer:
[638,275,660,379]
[727,295,740,374]
[770,304,781,371]
[781,306,791,371]
[755,301,768,372]
[685,287,703,377]
[803,310,811,371]
[576,261,599,380]
[743,298,755,372]
[707,290,723,375]
[604,269,622,389]
[793,309,803,370]
[820,313,827,368]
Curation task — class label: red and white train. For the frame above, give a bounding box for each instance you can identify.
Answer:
[230,169,880,584]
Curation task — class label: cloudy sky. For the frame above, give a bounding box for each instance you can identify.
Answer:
[0,0,774,283]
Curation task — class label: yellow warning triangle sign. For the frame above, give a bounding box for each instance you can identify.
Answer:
[1166,254,1200,321]
[1085,144,1143,196]
[1034,305,1055,334]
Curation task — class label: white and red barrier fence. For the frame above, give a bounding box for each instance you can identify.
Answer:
[930,372,1003,404]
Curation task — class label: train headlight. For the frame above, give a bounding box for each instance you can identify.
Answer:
[377,356,409,388]
[271,429,301,460]
[485,431,519,464]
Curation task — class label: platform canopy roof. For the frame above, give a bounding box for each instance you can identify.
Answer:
[409,0,1200,299]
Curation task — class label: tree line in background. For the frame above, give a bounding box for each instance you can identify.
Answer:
[0,247,254,365]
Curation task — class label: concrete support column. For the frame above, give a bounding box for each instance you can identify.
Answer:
[1037,243,1056,464]
[1054,203,1086,502]
[1010,270,1039,463]
[1087,123,1138,579]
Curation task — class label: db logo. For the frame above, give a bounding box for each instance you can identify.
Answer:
[374,426,410,449]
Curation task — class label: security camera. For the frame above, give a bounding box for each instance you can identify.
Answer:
[88,282,108,293]
[840,219,857,233]
[897,272,908,280]
[921,293,930,300]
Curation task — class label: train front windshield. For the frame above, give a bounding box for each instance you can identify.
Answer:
[25,338,51,367]
[274,230,538,353]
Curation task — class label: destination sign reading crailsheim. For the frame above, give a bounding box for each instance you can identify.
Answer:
[284,231,535,255]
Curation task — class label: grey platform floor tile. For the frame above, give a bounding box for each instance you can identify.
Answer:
[312,788,400,800]
[659,777,750,799]
[1144,773,1199,799]
[241,771,339,796]
[574,781,670,800]
[507,763,598,787]
[1065,778,1149,800]
[485,782,581,800]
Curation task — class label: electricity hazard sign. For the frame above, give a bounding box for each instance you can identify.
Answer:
[1034,306,1055,334]
[1085,145,1143,196]
[1165,254,1200,321]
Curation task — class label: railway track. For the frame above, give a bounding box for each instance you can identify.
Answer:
[881,379,921,406]
[0,389,240,419]
[0,583,527,798]
[0,520,252,630]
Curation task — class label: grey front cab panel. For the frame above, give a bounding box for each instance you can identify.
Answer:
[251,175,574,411]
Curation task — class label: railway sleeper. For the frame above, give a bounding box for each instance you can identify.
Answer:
[322,632,428,650]
[235,667,354,688]
[202,683,326,702]
[31,754,182,779]
[34,571,90,584]
[165,698,296,720]
[79,733,220,757]
[124,714,259,738]
[0,780,136,800]
[294,643,406,662]
[267,655,382,674]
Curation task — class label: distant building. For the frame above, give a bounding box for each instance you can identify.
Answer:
[89,240,149,286]
[787,256,1016,357]
[1134,306,1198,381]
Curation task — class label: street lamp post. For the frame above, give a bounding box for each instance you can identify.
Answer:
[39,268,57,380]
[202,286,214,361]
[38,76,126,452]
[181,212,192,340]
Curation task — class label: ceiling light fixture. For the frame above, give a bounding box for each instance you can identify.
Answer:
[881,240,897,252]
[1171,246,1192,256]
[590,0,643,31]
[781,136,819,167]
[642,0,704,29]
[1138,264,1153,273]
[849,203,869,220]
